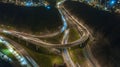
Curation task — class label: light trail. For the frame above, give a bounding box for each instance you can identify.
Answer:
[61,29,76,67]
[0,36,39,67]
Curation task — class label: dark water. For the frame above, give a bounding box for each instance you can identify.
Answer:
[64,1,120,67]
[0,2,62,32]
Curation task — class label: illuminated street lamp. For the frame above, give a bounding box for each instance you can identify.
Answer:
[25,0,33,6]
[108,0,117,7]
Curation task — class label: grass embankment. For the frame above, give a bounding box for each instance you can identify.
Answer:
[64,1,120,66]
[68,47,85,65]
[68,28,80,42]
[68,27,85,65]
[21,45,63,67]
[2,34,64,67]
[40,27,80,44]
[0,43,15,60]
[0,43,21,66]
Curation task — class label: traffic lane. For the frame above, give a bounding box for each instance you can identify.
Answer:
[1,36,39,67]
[2,29,89,48]
[61,29,76,67]
[0,36,31,67]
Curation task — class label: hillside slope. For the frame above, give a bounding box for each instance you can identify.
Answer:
[64,1,120,67]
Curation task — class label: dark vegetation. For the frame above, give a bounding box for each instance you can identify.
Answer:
[0,59,13,67]
[0,2,62,33]
[64,1,120,67]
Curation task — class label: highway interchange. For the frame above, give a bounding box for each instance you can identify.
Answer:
[0,0,99,67]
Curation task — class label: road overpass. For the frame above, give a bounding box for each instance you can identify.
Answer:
[1,1,90,48]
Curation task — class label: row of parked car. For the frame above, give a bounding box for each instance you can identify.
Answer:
[0,52,12,62]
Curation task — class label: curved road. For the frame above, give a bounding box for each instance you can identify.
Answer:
[0,0,100,67]
[0,36,39,67]
[1,3,89,49]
